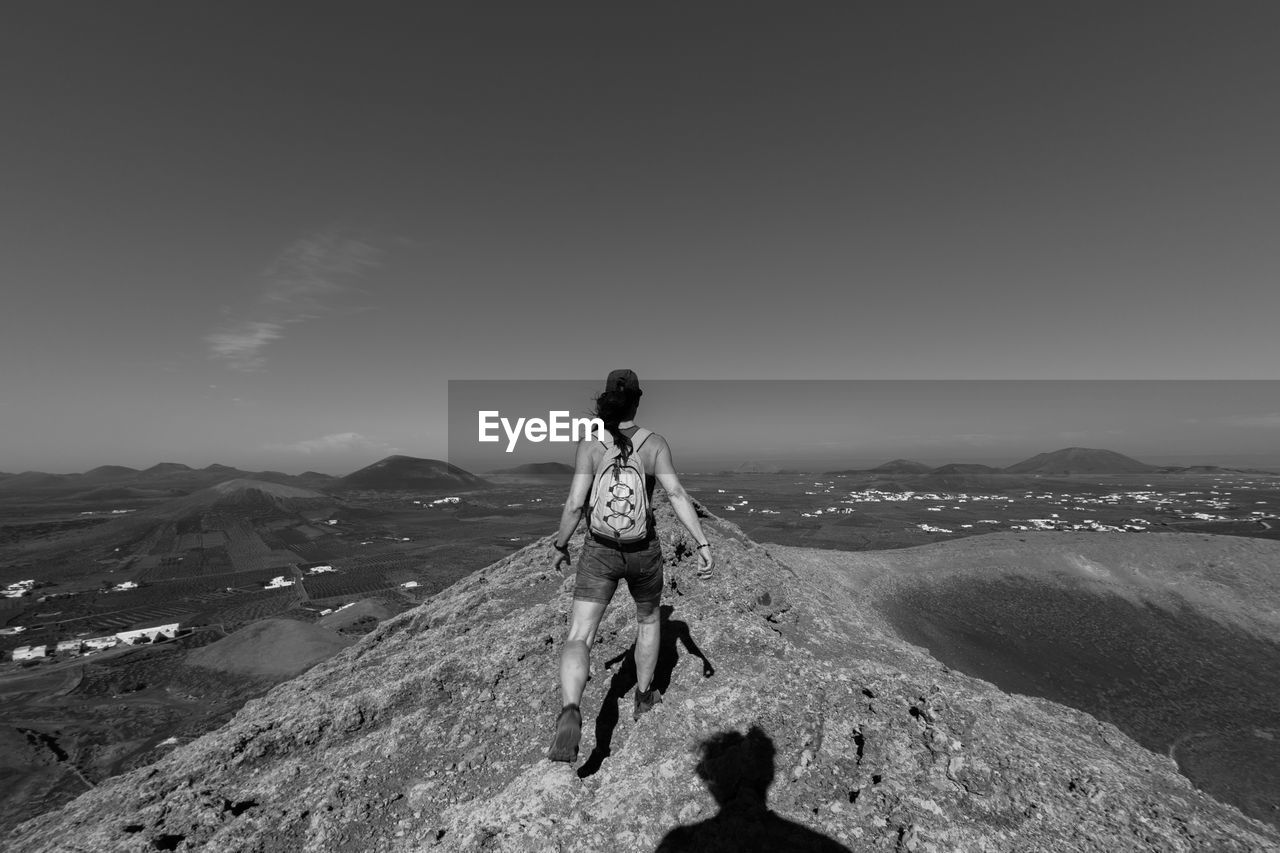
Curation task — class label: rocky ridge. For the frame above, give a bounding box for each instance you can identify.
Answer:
[8,500,1279,852]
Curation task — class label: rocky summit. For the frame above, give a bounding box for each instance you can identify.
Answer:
[8,499,1279,852]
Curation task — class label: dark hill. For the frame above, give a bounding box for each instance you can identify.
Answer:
[733,461,782,474]
[141,462,195,477]
[253,469,336,489]
[140,479,336,522]
[283,470,340,490]
[0,471,67,491]
[0,462,342,499]
[340,455,489,491]
[1161,464,1247,475]
[871,459,933,475]
[825,460,928,476]
[9,502,1277,851]
[927,463,1002,475]
[1004,447,1157,476]
[82,465,141,481]
[68,486,168,502]
[203,478,331,508]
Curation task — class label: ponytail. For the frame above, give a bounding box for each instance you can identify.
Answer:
[593,383,641,460]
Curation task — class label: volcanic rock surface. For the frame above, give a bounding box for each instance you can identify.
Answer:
[8,501,1279,852]
[771,533,1280,830]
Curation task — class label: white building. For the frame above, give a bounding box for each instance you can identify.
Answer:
[12,645,47,661]
[115,623,180,645]
[84,635,120,651]
[55,639,83,655]
[3,580,35,599]
[111,581,139,592]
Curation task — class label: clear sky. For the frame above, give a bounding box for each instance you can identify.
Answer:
[3,4,1279,474]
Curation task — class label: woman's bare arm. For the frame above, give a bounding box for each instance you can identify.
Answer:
[653,438,715,575]
[552,440,596,568]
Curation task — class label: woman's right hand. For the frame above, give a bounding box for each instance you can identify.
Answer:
[697,545,714,579]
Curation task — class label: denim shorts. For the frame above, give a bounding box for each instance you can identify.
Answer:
[574,534,664,616]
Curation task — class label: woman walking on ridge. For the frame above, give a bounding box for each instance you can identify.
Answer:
[547,369,714,763]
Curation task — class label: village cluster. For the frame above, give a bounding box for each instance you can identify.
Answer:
[261,563,338,590]
[1,555,427,663]
[9,622,180,662]
[716,479,1275,535]
[261,563,419,594]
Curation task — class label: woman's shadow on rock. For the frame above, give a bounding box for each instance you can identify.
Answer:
[655,725,852,853]
[578,604,714,779]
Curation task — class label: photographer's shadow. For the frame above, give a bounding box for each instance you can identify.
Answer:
[578,604,714,779]
[655,725,851,852]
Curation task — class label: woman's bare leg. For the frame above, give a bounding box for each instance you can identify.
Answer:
[560,598,607,706]
[633,605,660,693]
[550,598,607,762]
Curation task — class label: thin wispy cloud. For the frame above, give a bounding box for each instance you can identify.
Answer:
[206,230,382,372]
[266,432,400,455]
[205,321,285,372]
[1217,412,1280,428]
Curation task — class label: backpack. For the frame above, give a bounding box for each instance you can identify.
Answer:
[588,427,653,543]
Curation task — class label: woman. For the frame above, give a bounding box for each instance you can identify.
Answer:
[547,369,714,762]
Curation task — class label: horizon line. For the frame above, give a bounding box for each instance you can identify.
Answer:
[8,447,1280,478]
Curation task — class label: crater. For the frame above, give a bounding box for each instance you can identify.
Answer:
[882,576,1280,828]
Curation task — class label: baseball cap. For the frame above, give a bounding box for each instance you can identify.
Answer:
[605,369,642,395]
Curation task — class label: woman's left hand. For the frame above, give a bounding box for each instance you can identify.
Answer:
[553,543,571,571]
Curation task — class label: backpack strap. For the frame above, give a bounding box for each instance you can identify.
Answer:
[599,426,651,450]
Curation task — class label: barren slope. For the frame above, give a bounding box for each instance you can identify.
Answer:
[8,504,1278,852]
